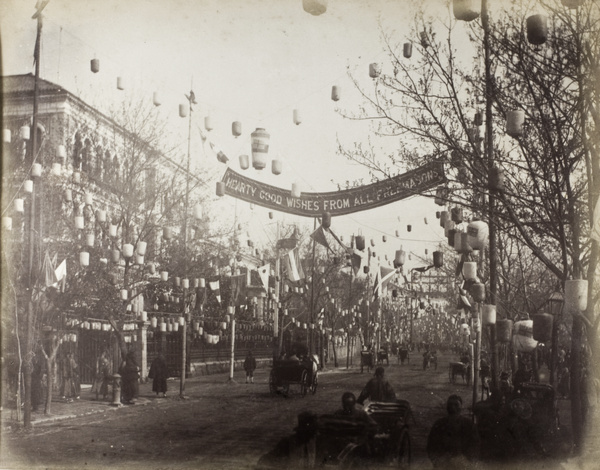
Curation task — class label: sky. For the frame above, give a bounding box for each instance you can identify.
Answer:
[1,0,455,273]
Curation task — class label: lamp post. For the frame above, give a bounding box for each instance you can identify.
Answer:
[548,291,564,386]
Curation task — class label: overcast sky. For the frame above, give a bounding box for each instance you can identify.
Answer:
[1,0,458,270]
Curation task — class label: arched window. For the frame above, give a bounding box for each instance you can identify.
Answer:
[82,138,91,174]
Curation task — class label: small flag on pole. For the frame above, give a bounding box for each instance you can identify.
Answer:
[283,248,304,282]
[257,264,270,290]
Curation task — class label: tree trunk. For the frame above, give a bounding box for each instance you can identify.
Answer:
[571,315,583,452]
[331,334,338,368]
[44,356,53,415]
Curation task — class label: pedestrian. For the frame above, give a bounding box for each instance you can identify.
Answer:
[91,349,112,401]
[256,411,319,469]
[426,394,479,469]
[244,350,257,384]
[60,352,79,403]
[357,366,396,405]
[119,350,140,404]
[31,352,46,412]
[148,352,169,397]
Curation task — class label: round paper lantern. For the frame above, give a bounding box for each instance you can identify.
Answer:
[117,76,126,90]
[232,121,242,137]
[403,42,412,58]
[433,251,443,268]
[496,320,513,343]
[251,128,270,170]
[369,63,381,79]
[271,159,282,175]
[482,304,496,325]
[526,15,548,45]
[302,0,327,16]
[122,243,134,258]
[467,220,489,250]
[79,251,89,267]
[239,154,250,170]
[462,261,477,280]
[331,85,340,101]
[453,0,481,21]
[179,104,188,118]
[532,313,553,342]
[293,109,301,125]
[3,129,11,143]
[216,181,225,197]
[564,279,588,314]
[322,212,331,229]
[506,110,525,137]
[90,58,100,73]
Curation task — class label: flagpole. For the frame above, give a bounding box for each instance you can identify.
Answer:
[309,218,317,355]
[274,221,281,359]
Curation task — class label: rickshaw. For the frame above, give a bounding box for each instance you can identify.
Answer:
[317,399,413,468]
[269,356,318,397]
[360,351,375,373]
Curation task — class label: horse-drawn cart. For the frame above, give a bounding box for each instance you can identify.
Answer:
[269,358,318,397]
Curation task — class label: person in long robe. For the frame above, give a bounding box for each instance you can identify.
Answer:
[148,353,169,397]
[91,349,112,401]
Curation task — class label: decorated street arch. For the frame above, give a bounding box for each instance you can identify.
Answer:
[220,161,446,217]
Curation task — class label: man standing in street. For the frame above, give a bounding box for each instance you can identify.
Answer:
[357,367,396,404]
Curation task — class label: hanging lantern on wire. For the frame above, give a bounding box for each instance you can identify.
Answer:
[490,166,505,191]
[369,63,381,79]
[204,116,213,131]
[179,104,188,118]
[506,110,525,137]
[302,0,327,16]
[251,128,269,170]
[117,77,126,90]
[272,159,282,175]
[90,58,100,73]
[152,92,161,106]
[232,121,242,137]
[239,154,249,170]
[293,109,302,125]
[331,86,340,101]
[403,42,412,58]
[453,0,481,21]
[526,14,548,45]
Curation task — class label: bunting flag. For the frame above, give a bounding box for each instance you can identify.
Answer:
[372,266,397,301]
[257,264,270,290]
[283,248,304,282]
[208,140,228,163]
[209,279,221,304]
[310,226,332,252]
[53,258,67,292]
[592,195,600,242]
[350,251,362,275]
[42,252,58,288]
[230,274,247,306]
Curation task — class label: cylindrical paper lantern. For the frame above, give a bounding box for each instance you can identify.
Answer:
[403,42,412,58]
[151,317,158,328]
[291,182,301,198]
[109,224,118,237]
[239,154,249,170]
[117,76,126,90]
[451,207,463,223]
[111,249,120,263]
[331,85,340,101]
[31,163,42,178]
[527,14,548,45]
[199,278,206,288]
[355,235,365,251]
[496,319,513,342]
[120,289,128,300]
[490,166,504,191]
[482,304,496,325]
[20,125,30,140]
[394,250,406,267]
[86,233,95,247]
[137,241,147,256]
[454,232,472,254]
[135,254,144,265]
[24,180,33,193]
[79,251,89,267]
[293,109,301,125]
[122,243,134,258]
[91,58,100,73]
[433,251,443,268]
[3,129,11,143]
[251,128,269,169]
[179,104,188,118]
[96,209,106,222]
[564,279,588,313]
[272,159,282,175]
[232,121,242,137]
[161,271,169,282]
[462,261,477,280]
[74,216,84,229]
[52,163,62,176]
[322,212,331,229]
[440,211,449,227]
[14,199,24,213]
[216,181,225,197]
[2,217,12,231]
[506,110,525,137]
[163,227,172,240]
[369,63,381,78]
[152,92,161,106]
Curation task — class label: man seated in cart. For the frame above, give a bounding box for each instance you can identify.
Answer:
[335,392,378,427]
[357,367,396,405]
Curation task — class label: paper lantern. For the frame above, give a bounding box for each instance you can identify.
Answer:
[403,42,412,58]
[135,254,144,265]
[490,166,504,191]
[160,321,167,332]
[91,58,100,73]
[513,332,538,352]
[3,129,11,143]
[83,193,93,206]
[135,241,147,256]
[74,216,84,229]
[460,323,470,336]
[204,116,213,131]
[23,180,33,193]
[440,211,449,227]
[454,232,472,254]
[163,227,172,240]
[161,271,169,282]
[20,125,30,141]
[270,158,283,175]
[237,154,250,170]
[562,0,584,7]
[148,263,156,274]
[2,217,12,231]
[182,278,189,289]
[302,0,327,16]
[394,250,406,267]
[31,163,42,178]
[482,304,496,325]
[293,109,301,125]
[120,289,128,300]
[52,163,62,176]
[470,283,485,302]
[152,92,161,106]
[369,63,381,79]
[462,261,477,280]
[216,181,225,197]
[174,277,181,287]
[111,249,120,263]
[322,212,331,229]
[79,251,90,267]
[199,278,206,288]
[407,225,412,232]
[291,182,301,198]
[251,128,269,170]
[109,224,118,237]
[453,0,481,21]
[363,266,369,274]
[467,220,489,250]
[506,110,525,137]
[179,104,188,118]
[532,313,553,342]
[96,209,106,222]
[151,317,158,328]
[564,279,588,313]
[526,15,548,45]
[331,85,340,101]
[73,171,81,183]
[86,233,95,247]
[355,235,365,251]
[122,243,134,258]
[231,121,242,137]
[451,207,463,223]
[117,76,126,90]
[433,251,443,268]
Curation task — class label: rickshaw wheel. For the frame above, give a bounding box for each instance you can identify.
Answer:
[300,370,308,396]
[311,372,318,394]
[395,428,411,468]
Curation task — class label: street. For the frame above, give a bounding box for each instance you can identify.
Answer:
[0,353,571,470]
